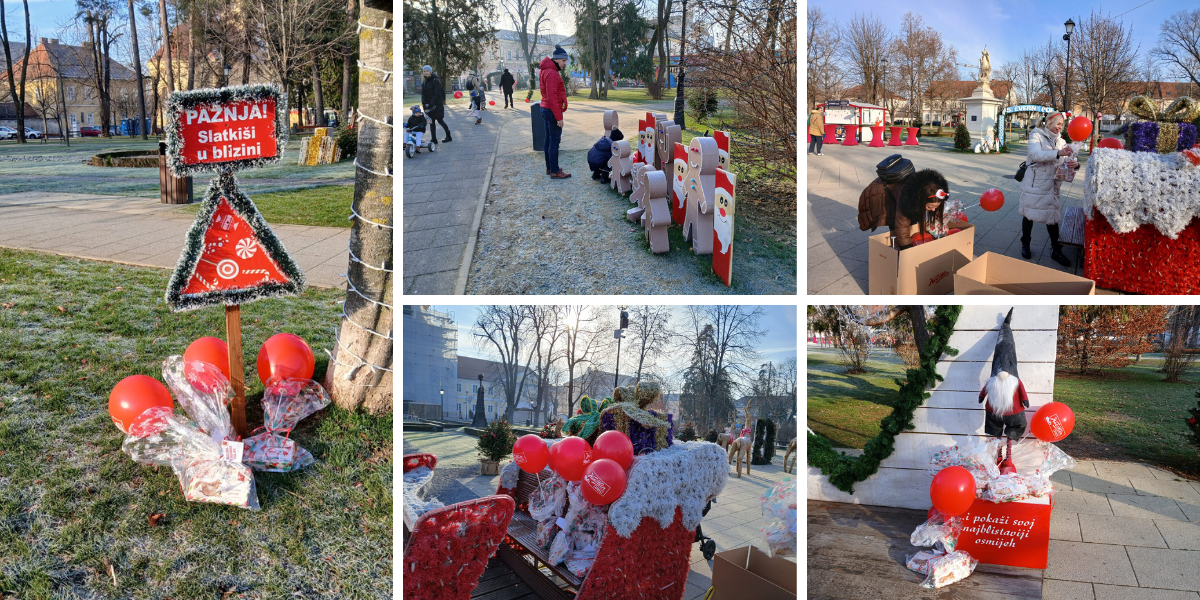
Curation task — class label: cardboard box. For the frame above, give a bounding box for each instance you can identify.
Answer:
[710,545,796,600]
[954,496,1053,569]
[955,252,1096,295]
[868,223,974,295]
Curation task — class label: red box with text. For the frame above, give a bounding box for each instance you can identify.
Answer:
[955,496,1052,569]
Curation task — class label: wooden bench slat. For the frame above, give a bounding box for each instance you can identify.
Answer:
[498,544,573,600]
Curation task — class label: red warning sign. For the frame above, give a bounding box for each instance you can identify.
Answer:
[176,99,279,167]
[180,197,291,294]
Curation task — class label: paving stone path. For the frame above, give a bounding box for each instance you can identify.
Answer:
[403,427,796,600]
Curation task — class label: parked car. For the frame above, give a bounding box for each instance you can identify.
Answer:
[23,128,42,139]
[0,126,15,140]
[932,121,942,127]
[79,126,102,137]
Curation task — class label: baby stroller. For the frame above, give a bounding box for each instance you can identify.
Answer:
[695,498,718,560]
[404,109,437,158]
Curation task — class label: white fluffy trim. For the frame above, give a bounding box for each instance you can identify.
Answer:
[500,460,521,490]
[1085,147,1200,239]
[985,372,1018,415]
[607,441,728,537]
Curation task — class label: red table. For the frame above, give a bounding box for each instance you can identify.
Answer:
[842,125,859,146]
[1085,208,1200,294]
[823,124,837,144]
[888,126,903,146]
[904,127,920,146]
[869,126,885,147]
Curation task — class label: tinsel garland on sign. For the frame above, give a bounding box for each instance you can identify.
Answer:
[165,172,307,312]
[164,84,290,177]
[809,305,962,493]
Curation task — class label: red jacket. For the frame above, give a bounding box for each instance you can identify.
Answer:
[538,56,568,121]
[978,379,1029,416]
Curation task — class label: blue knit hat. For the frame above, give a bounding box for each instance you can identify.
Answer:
[552,45,568,60]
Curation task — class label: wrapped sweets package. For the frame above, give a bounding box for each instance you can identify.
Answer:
[920,551,978,589]
[162,356,235,442]
[760,478,797,557]
[123,406,260,510]
[906,550,945,575]
[242,379,331,472]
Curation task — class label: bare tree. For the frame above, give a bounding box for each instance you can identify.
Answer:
[500,0,547,94]
[1162,306,1200,383]
[157,0,173,93]
[807,6,842,108]
[525,305,565,427]
[1152,8,1200,90]
[999,50,1042,105]
[250,0,353,107]
[625,305,674,385]
[1032,37,1068,110]
[77,0,123,137]
[843,12,888,107]
[684,305,765,429]
[562,306,609,417]
[893,12,950,130]
[474,306,535,423]
[644,0,672,99]
[1072,10,1139,148]
[1,0,32,143]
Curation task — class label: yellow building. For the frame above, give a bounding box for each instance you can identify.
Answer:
[0,37,143,136]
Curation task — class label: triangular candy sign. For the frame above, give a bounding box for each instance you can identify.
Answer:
[165,174,306,312]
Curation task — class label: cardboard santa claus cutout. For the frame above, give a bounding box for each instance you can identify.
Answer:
[635,118,647,163]
[671,142,688,225]
[714,130,731,171]
[643,113,657,168]
[712,168,736,286]
[979,308,1029,470]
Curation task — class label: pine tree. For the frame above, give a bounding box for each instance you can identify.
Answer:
[954,123,971,150]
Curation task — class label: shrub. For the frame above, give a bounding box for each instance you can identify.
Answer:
[704,429,719,443]
[954,123,971,151]
[477,418,516,461]
[678,422,697,442]
[335,126,357,159]
[538,422,561,439]
[689,87,719,122]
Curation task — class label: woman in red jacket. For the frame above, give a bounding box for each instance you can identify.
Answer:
[539,46,571,179]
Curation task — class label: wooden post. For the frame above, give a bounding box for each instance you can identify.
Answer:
[226,304,247,437]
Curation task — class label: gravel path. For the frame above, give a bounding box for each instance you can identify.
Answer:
[465,150,795,294]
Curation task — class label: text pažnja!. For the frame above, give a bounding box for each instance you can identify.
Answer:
[185,102,272,125]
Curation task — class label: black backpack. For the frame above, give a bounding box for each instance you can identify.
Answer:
[1014,161,1027,182]
[465,80,475,91]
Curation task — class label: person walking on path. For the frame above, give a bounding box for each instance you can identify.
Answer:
[500,69,515,108]
[540,46,571,179]
[808,106,825,155]
[421,65,451,143]
[1019,111,1074,267]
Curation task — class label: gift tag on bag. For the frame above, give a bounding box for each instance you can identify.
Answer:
[221,440,245,463]
[263,437,295,466]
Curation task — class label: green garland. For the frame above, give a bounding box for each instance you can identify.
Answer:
[808,305,962,493]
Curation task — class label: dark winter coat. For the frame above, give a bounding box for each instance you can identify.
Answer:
[406,114,426,133]
[421,74,445,120]
[588,136,614,170]
[857,178,909,243]
[538,56,568,121]
[501,72,515,93]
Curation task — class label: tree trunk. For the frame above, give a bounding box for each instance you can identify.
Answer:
[311,59,326,126]
[102,21,113,136]
[342,0,354,124]
[0,0,31,143]
[128,0,148,139]
[324,0,393,415]
[186,3,199,91]
[159,0,174,93]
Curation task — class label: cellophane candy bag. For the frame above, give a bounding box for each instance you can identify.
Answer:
[162,355,235,443]
[911,510,963,552]
[122,406,260,510]
[760,478,797,557]
[929,438,1001,494]
[905,549,944,575]
[243,379,330,472]
[548,482,608,577]
[982,473,1031,503]
[919,550,978,589]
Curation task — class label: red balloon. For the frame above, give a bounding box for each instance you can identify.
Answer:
[592,430,634,469]
[489,100,495,106]
[183,337,229,392]
[256,333,315,386]
[1098,137,1124,150]
[912,232,934,245]
[980,188,1004,212]
[1031,402,1075,442]
[109,375,173,433]
[948,228,963,236]
[930,466,975,517]
[1067,116,1093,142]
[513,434,551,473]
[549,436,591,481]
[525,98,531,103]
[581,458,627,505]
[454,90,463,99]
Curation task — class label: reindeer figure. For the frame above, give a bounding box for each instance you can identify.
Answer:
[728,420,753,478]
[782,437,797,473]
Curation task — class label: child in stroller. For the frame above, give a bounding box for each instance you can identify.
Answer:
[405,105,437,158]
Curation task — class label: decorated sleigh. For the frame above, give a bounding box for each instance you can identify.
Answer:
[402,453,516,600]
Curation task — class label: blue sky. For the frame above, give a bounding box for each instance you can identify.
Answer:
[810,0,1195,78]
[430,304,798,389]
[7,0,83,45]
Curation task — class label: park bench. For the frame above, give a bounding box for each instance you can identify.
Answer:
[402,453,517,600]
[496,467,580,600]
[1059,205,1087,275]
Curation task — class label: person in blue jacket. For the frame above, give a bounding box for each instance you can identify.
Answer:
[587,128,623,184]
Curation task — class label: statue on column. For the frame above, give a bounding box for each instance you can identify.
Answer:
[471,373,488,426]
[978,46,992,90]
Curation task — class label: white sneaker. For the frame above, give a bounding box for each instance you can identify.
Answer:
[816,152,824,156]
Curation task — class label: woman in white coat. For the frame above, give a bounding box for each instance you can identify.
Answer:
[1019,112,1075,267]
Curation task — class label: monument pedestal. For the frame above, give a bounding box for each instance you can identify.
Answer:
[961,85,1004,148]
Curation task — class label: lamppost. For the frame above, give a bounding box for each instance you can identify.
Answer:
[223,64,232,87]
[614,306,628,387]
[1063,18,1075,115]
[440,388,444,419]
[672,0,689,127]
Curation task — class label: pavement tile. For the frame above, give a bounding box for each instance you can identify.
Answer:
[1042,579,1095,600]
[1109,494,1189,521]
[1156,520,1200,550]
[1051,512,1082,542]
[1078,513,1167,547]
[1131,477,1200,500]
[1094,461,1159,481]
[1094,585,1199,600]
[1127,546,1200,591]
[1045,540,1137,585]
[1052,490,1115,517]
[1070,472,1136,495]
[1175,499,1200,523]
[1052,470,1075,492]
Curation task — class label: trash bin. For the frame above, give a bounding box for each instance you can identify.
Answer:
[158,142,193,204]
[531,104,546,152]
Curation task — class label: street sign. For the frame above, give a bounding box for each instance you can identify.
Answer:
[165,85,288,177]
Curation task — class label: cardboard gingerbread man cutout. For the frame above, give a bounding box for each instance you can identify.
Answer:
[671,141,688,225]
[628,162,650,223]
[656,118,680,172]
[712,168,737,286]
[714,130,732,171]
[603,110,619,139]
[643,169,672,253]
[682,137,718,255]
[610,140,633,193]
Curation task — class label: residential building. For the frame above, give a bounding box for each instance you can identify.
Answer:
[401,306,457,420]
[920,80,1017,127]
[0,102,37,132]
[0,38,142,136]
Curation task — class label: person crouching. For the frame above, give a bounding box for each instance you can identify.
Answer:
[588,128,624,184]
